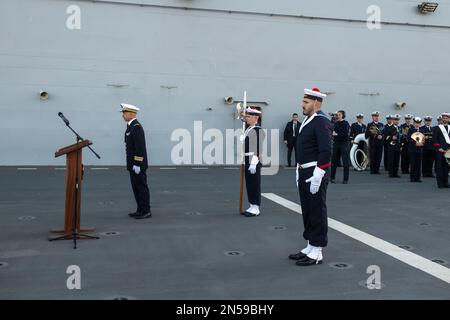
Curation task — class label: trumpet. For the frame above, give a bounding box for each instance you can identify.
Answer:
[389,133,399,146]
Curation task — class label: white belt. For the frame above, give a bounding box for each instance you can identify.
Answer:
[297,161,317,169]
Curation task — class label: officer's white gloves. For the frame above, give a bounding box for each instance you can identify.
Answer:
[305,167,326,194]
[248,156,259,174]
[296,164,299,187]
[133,165,141,175]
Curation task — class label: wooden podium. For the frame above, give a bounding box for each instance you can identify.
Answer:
[49,140,98,241]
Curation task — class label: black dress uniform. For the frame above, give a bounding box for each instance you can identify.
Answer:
[125,118,151,215]
[283,120,299,167]
[400,123,414,173]
[383,124,401,177]
[331,119,350,183]
[433,123,450,188]
[407,127,424,182]
[365,121,384,174]
[295,110,332,249]
[421,124,435,177]
[350,122,367,142]
[244,124,265,214]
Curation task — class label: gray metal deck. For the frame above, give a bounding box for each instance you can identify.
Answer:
[0,166,449,299]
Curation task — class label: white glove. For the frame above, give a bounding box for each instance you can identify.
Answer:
[248,156,259,174]
[296,164,299,187]
[305,167,325,194]
[132,165,141,175]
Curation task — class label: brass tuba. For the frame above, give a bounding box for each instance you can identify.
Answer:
[350,133,369,171]
[368,124,381,136]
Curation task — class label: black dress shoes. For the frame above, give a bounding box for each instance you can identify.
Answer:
[295,256,323,266]
[128,212,140,217]
[134,212,152,219]
[330,179,336,184]
[288,252,307,260]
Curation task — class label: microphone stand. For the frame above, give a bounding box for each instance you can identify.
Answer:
[61,117,100,249]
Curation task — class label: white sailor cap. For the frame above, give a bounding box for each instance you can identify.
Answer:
[245,106,262,115]
[356,113,364,118]
[304,88,326,101]
[441,112,450,117]
[371,111,380,116]
[424,116,432,121]
[120,103,140,113]
[386,115,393,120]
[437,115,442,120]
[404,114,413,119]
[414,117,422,123]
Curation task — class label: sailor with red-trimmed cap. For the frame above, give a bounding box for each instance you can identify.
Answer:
[288,88,332,266]
[433,112,450,188]
[242,106,265,217]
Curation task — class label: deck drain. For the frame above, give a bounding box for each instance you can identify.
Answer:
[269,226,287,231]
[18,216,36,221]
[417,222,431,227]
[97,201,115,206]
[185,212,202,216]
[224,251,245,256]
[358,280,386,290]
[0,262,8,269]
[431,259,447,265]
[106,295,136,300]
[100,231,120,236]
[398,245,414,251]
[329,262,353,269]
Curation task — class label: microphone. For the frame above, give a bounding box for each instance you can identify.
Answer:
[58,112,70,126]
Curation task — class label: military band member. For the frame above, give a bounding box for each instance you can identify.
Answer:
[437,115,443,126]
[350,113,366,143]
[421,116,435,178]
[384,115,401,178]
[365,111,384,174]
[400,114,414,174]
[331,110,350,184]
[243,107,265,217]
[433,112,450,188]
[383,115,394,171]
[289,88,332,266]
[283,113,300,167]
[408,117,424,182]
[120,103,151,219]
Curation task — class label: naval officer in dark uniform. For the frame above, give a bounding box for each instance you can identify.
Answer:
[120,103,151,219]
[383,115,401,178]
[408,117,424,182]
[330,110,350,184]
[289,88,332,266]
[350,113,366,143]
[283,113,300,167]
[400,114,414,174]
[421,116,435,177]
[365,111,384,174]
[433,112,450,188]
[243,107,265,217]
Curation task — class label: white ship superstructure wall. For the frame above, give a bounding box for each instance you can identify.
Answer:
[1,0,449,165]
